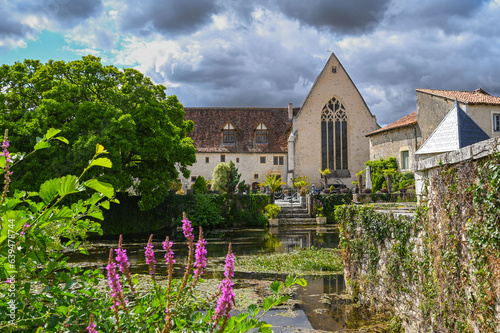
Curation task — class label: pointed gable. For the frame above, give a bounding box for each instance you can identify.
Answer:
[416,100,490,156]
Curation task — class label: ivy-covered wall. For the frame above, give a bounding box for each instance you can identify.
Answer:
[337,149,500,332]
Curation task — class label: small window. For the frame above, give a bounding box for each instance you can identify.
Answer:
[279,156,284,165]
[236,158,240,163]
[222,123,236,144]
[493,113,500,132]
[221,154,226,162]
[260,156,266,164]
[205,157,209,163]
[191,176,197,182]
[273,156,284,165]
[255,123,268,144]
[254,173,259,179]
[401,150,409,170]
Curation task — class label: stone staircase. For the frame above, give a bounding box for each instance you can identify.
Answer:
[275,202,316,225]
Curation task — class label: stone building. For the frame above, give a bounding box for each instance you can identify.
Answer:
[367,88,500,170]
[181,53,380,190]
[365,111,420,172]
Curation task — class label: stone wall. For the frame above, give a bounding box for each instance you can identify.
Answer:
[368,125,421,172]
[340,137,500,332]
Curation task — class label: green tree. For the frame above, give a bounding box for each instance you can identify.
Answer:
[0,56,196,209]
[365,157,398,192]
[259,174,285,194]
[192,175,208,194]
[211,161,240,194]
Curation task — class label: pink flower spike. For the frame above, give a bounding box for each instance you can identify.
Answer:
[145,234,156,276]
[213,243,235,324]
[182,212,194,242]
[86,314,98,333]
[194,227,207,277]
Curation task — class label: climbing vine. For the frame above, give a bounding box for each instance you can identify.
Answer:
[338,152,500,333]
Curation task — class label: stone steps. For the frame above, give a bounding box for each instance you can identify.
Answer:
[278,218,318,225]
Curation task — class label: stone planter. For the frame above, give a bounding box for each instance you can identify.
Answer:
[269,218,279,227]
[316,216,327,225]
[300,195,306,205]
[353,193,371,204]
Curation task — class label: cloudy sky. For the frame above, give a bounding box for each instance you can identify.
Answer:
[1,0,499,126]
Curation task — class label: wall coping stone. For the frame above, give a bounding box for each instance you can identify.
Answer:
[414,137,500,171]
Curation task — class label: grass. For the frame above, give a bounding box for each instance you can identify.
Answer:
[235,247,343,275]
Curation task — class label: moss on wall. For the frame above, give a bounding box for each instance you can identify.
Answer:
[338,153,500,332]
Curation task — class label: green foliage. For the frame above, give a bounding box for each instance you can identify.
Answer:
[237,248,343,275]
[259,174,285,194]
[313,193,352,221]
[264,204,281,219]
[102,192,270,234]
[0,55,196,209]
[0,133,117,331]
[365,157,398,192]
[183,194,225,228]
[192,175,208,194]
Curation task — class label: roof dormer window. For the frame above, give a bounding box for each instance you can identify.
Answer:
[255,123,268,144]
[222,122,236,144]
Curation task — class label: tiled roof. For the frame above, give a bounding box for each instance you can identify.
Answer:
[184,107,295,153]
[415,100,490,155]
[416,88,500,105]
[366,111,417,137]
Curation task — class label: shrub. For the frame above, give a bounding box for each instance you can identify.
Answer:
[264,204,281,219]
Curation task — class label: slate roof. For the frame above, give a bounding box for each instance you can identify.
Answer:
[366,111,417,137]
[416,88,500,105]
[184,107,296,153]
[415,100,490,155]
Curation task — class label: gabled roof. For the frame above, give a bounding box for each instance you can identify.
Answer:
[366,111,417,137]
[184,107,295,153]
[415,100,490,155]
[297,53,376,120]
[416,88,500,105]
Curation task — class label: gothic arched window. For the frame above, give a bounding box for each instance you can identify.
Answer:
[321,97,348,171]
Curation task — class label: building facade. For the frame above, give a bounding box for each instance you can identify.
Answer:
[367,88,500,170]
[181,54,380,190]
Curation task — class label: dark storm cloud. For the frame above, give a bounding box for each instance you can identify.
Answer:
[118,0,219,36]
[18,0,103,28]
[0,15,36,39]
[384,0,489,34]
[155,32,323,107]
[270,0,392,34]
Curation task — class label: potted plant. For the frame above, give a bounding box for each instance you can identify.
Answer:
[293,176,310,205]
[265,203,281,226]
[319,168,331,189]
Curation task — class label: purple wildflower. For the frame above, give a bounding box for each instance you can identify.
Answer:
[182,212,194,242]
[162,236,176,268]
[213,244,235,327]
[145,234,156,276]
[194,227,207,277]
[106,249,128,321]
[1,129,12,204]
[86,315,98,333]
[115,235,136,293]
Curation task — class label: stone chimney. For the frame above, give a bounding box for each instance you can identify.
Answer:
[288,103,293,120]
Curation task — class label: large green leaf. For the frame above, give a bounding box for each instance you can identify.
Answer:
[88,158,112,169]
[85,179,114,198]
[58,175,82,197]
[39,178,61,204]
[34,141,51,151]
[43,128,62,141]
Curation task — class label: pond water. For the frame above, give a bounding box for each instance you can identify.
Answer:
[68,225,367,332]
